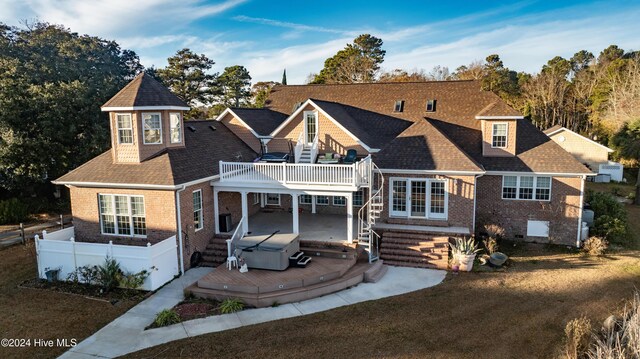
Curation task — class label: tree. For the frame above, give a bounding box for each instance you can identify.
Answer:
[218,65,252,108]
[281,69,287,85]
[378,68,429,82]
[312,34,385,84]
[156,48,218,116]
[454,60,485,80]
[611,118,640,204]
[251,81,278,108]
[0,22,142,196]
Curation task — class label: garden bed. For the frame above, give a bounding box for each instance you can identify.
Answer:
[19,278,150,303]
[146,296,252,330]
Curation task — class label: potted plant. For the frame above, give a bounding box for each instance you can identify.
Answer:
[449,238,481,272]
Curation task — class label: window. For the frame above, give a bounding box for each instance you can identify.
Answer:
[492,123,508,148]
[193,190,203,230]
[143,113,162,144]
[333,196,346,206]
[299,195,312,204]
[116,114,133,144]
[353,189,364,206]
[426,99,436,112]
[393,100,404,112]
[98,194,146,237]
[316,196,329,205]
[390,178,447,219]
[253,193,260,205]
[266,193,280,206]
[501,176,552,201]
[169,113,182,144]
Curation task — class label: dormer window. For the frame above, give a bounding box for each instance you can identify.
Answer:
[169,113,182,144]
[426,99,436,112]
[492,123,508,148]
[116,114,133,144]
[143,113,162,144]
[394,100,404,112]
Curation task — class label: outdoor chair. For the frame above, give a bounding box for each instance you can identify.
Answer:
[342,149,358,164]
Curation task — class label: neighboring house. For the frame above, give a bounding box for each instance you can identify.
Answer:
[544,125,623,182]
[52,76,592,277]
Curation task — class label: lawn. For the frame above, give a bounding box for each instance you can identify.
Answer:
[123,245,640,359]
[0,243,139,359]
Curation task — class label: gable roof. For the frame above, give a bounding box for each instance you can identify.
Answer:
[54,121,257,187]
[101,73,189,110]
[219,108,288,137]
[264,81,591,175]
[544,125,614,153]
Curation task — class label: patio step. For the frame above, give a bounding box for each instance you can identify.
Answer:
[379,230,452,270]
[380,248,444,260]
[363,260,388,283]
[382,259,445,270]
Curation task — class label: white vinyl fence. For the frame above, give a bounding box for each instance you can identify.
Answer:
[35,227,179,291]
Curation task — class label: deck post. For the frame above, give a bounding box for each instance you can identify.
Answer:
[214,189,220,234]
[241,191,249,233]
[346,193,353,243]
[292,194,299,234]
[311,195,316,214]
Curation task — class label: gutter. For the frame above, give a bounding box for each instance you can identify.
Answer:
[576,175,587,247]
[472,173,484,235]
[52,175,220,191]
[175,185,186,275]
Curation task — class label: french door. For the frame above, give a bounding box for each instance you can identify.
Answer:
[390,178,447,219]
[304,111,318,144]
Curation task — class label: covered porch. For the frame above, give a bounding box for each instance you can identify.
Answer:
[247,211,357,243]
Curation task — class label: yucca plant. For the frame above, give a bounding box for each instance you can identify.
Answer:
[449,238,482,256]
[219,298,245,314]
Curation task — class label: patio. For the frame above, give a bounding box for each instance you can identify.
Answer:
[247,211,357,243]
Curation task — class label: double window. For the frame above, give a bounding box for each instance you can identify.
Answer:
[353,189,364,206]
[390,178,447,219]
[299,195,312,204]
[333,196,346,206]
[99,194,146,237]
[193,190,203,230]
[266,193,280,206]
[492,123,508,148]
[143,113,162,144]
[502,175,551,201]
[169,113,182,144]
[316,196,329,205]
[116,114,133,144]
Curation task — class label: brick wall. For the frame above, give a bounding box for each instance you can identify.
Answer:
[378,174,476,232]
[475,175,582,245]
[481,119,517,157]
[69,186,176,245]
[272,103,369,156]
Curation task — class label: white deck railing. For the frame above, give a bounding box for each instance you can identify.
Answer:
[219,155,371,187]
[226,216,246,263]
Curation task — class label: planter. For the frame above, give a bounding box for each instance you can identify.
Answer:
[45,269,60,283]
[489,252,508,267]
[457,254,476,272]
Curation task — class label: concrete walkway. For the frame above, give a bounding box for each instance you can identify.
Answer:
[60,266,446,359]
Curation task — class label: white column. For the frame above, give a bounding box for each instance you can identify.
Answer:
[292,194,300,234]
[214,189,220,234]
[346,193,353,244]
[241,191,249,233]
[311,195,317,214]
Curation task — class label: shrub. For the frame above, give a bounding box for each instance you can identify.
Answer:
[449,237,482,257]
[219,298,245,314]
[586,291,640,358]
[588,192,628,244]
[67,257,149,291]
[119,270,150,289]
[565,316,592,359]
[96,257,122,292]
[484,224,505,240]
[153,309,181,327]
[483,238,499,255]
[0,198,29,224]
[582,237,609,256]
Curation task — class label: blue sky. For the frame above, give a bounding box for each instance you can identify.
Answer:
[1,0,640,84]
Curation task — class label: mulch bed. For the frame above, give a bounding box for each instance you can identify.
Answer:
[145,297,224,330]
[20,278,150,303]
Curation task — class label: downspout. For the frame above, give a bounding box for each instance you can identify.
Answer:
[472,174,484,237]
[576,175,586,247]
[175,185,186,275]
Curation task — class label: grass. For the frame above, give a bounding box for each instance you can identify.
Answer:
[0,243,140,359]
[123,245,640,359]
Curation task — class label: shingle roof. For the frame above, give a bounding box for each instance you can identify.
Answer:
[373,119,483,172]
[265,81,591,174]
[228,108,288,136]
[54,121,257,186]
[101,73,189,109]
[543,124,563,135]
[310,99,412,149]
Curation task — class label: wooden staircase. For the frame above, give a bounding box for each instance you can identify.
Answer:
[200,235,230,267]
[380,230,451,269]
[298,146,313,163]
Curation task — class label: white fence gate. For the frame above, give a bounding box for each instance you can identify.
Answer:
[35,227,179,291]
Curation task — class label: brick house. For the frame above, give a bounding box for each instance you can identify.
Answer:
[54,76,592,274]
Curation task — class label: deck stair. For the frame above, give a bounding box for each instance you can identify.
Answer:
[298,146,313,163]
[356,162,384,262]
[200,235,230,267]
[380,230,450,269]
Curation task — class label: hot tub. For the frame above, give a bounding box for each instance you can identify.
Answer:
[236,233,300,271]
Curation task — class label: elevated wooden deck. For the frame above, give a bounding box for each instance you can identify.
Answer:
[187,245,387,307]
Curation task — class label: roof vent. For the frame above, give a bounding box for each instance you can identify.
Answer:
[292,101,303,112]
[188,125,196,132]
[209,125,216,131]
[426,99,436,112]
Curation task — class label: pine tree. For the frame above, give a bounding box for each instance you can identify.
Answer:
[282,69,287,85]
